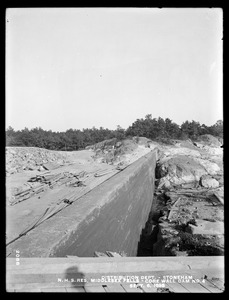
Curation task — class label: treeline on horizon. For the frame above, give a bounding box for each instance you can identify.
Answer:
[6,115,223,151]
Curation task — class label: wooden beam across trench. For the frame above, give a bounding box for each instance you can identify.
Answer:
[6,256,224,293]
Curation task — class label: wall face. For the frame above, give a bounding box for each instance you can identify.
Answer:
[52,151,157,257]
[6,150,157,258]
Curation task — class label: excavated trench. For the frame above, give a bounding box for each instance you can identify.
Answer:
[137,190,166,256]
[137,172,224,257]
[53,155,181,258]
[137,195,223,257]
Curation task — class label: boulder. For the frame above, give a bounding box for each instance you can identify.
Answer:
[115,141,122,148]
[156,155,207,189]
[213,187,224,204]
[186,219,224,235]
[200,175,219,188]
[38,166,45,171]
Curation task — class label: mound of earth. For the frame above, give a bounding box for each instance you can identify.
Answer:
[91,137,154,165]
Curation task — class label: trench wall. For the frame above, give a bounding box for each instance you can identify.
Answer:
[6,150,157,257]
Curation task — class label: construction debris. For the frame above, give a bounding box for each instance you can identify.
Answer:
[8,171,89,206]
[149,184,224,257]
[94,251,127,257]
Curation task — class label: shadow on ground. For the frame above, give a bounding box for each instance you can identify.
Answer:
[64,266,86,291]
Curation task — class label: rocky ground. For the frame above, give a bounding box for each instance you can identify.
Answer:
[5,147,71,175]
[138,134,224,257]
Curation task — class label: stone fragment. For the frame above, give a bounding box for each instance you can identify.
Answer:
[186,219,224,235]
[38,166,45,171]
[200,175,219,188]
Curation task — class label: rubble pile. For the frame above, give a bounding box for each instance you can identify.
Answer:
[6,147,69,176]
[140,185,224,257]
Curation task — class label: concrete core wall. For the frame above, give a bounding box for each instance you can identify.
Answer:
[53,150,157,257]
[7,150,157,257]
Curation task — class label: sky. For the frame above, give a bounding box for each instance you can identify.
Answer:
[6,8,223,132]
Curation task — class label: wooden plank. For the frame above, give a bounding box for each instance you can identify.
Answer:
[24,288,42,292]
[14,288,42,292]
[166,282,190,293]
[213,192,224,205]
[7,273,87,287]
[180,282,210,293]
[207,278,224,291]
[7,283,43,290]
[106,251,122,257]
[65,287,86,293]
[94,251,108,257]
[165,283,176,292]
[120,283,143,293]
[40,287,67,292]
[139,284,158,293]
[84,285,106,293]
[196,269,224,280]
[199,280,222,293]
[156,283,176,293]
[6,256,224,270]
[66,255,79,259]
[66,255,78,258]
[185,270,224,292]
[103,284,126,293]
[138,270,192,293]
[7,281,84,290]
